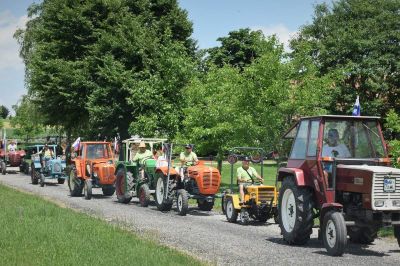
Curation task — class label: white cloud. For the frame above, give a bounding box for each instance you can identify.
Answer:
[0,11,28,70]
[251,24,297,52]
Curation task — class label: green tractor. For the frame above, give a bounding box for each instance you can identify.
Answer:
[115,137,167,206]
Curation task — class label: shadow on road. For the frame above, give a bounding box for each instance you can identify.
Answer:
[266,237,390,257]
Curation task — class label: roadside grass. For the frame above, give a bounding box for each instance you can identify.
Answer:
[0,184,206,266]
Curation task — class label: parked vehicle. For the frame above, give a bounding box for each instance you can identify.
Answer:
[278,115,400,256]
[68,141,116,199]
[222,147,278,224]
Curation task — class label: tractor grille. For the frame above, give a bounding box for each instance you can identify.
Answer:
[258,188,275,202]
[104,166,113,179]
[202,171,220,189]
[53,162,62,173]
[372,173,400,201]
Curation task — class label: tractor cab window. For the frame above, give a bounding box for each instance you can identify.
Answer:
[86,144,111,159]
[290,120,309,159]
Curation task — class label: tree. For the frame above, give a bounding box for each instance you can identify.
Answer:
[0,105,9,119]
[291,0,400,117]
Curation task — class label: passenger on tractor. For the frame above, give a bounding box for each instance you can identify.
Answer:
[179,144,198,179]
[7,140,17,152]
[237,157,263,203]
[41,144,54,168]
[156,147,168,167]
[132,142,153,180]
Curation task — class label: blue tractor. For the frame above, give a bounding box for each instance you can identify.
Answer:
[30,144,67,187]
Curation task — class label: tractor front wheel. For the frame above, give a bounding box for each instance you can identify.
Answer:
[57,178,65,184]
[102,185,115,196]
[394,226,400,247]
[177,189,189,216]
[39,174,45,187]
[68,167,83,196]
[155,175,173,212]
[84,179,92,200]
[31,166,39,185]
[197,199,214,211]
[24,162,30,175]
[139,184,151,207]
[1,161,6,175]
[115,168,132,204]
[322,211,347,256]
[225,198,238,223]
[278,177,314,245]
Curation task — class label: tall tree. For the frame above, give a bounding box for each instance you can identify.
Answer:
[0,105,9,119]
[291,0,400,117]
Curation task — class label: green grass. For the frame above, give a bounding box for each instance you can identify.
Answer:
[0,184,206,266]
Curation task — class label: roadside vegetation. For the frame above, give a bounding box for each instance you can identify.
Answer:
[0,184,205,266]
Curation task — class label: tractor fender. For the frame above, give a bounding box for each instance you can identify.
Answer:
[33,161,41,169]
[320,203,343,220]
[115,162,127,175]
[156,166,178,176]
[225,194,241,209]
[278,167,305,186]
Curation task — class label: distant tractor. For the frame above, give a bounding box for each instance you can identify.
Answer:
[278,115,400,256]
[154,143,221,216]
[68,141,116,199]
[115,137,167,206]
[0,142,26,175]
[223,147,278,224]
[29,144,67,187]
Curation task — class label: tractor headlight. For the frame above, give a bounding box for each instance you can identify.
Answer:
[392,200,400,207]
[250,192,257,199]
[374,200,384,207]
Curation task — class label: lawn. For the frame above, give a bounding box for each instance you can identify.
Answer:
[0,184,205,266]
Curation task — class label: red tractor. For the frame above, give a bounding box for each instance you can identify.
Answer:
[278,115,400,256]
[0,143,26,175]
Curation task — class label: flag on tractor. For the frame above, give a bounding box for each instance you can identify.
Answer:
[72,137,81,151]
[352,96,361,116]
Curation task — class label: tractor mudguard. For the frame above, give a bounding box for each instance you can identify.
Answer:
[278,167,305,186]
[226,194,241,209]
[33,161,42,169]
[320,202,343,219]
[156,166,179,176]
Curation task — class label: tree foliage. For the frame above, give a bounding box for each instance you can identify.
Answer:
[0,105,10,119]
[291,0,400,117]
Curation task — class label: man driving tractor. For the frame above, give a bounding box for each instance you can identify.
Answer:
[41,144,54,168]
[237,157,263,203]
[132,141,153,179]
[179,144,198,179]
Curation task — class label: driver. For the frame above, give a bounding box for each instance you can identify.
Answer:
[7,140,17,152]
[237,157,263,203]
[179,144,198,179]
[132,142,153,179]
[41,144,54,167]
[322,128,351,158]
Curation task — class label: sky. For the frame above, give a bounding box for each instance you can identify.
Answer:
[0,0,328,115]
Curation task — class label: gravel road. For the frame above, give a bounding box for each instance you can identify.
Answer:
[1,170,400,266]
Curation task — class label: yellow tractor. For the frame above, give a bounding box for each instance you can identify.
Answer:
[222,147,278,224]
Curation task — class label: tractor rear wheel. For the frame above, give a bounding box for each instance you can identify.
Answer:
[177,189,189,216]
[102,185,115,196]
[197,199,214,211]
[155,175,173,212]
[57,178,65,184]
[68,166,83,196]
[84,179,92,200]
[225,198,238,223]
[221,195,227,214]
[115,168,132,204]
[394,226,400,247]
[31,165,39,185]
[1,161,6,175]
[278,177,314,245]
[139,184,151,207]
[322,211,347,256]
[40,174,45,187]
[348,226,378,244]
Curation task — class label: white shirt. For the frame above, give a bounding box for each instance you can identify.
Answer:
[156,155,168,167]
[322,144,351,158]
[8,144,17,152]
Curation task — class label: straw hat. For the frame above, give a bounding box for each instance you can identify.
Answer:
[138,142,146,148]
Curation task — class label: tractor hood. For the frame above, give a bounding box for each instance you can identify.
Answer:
[337,164,400,174]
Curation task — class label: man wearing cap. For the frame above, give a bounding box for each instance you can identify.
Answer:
[322,128,351,158]
[237,157,263,203]
[132,142,153,179]
[180,144,198,167]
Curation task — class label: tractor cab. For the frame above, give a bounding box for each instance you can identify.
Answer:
[278,115,400,256]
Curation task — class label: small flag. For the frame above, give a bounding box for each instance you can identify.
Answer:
[352,96,360,116]
[72,137,81,151]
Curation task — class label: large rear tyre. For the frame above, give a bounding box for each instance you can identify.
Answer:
[31,166,39,185]
[68,166,83,196]
[278,177,314,245]
[155,175,173,212]
[115,168,132,204]
[84,179,92,200]
[225,198,238,223]
[39,174,45,187]
[394,226,400,247]
[57,178,65,184]
[1,161,6,175]
[322,211,347,256]
[102,185,115,196]
[177,189,189,216]
[139,184,151,207]
[348,226,378,244]
[197,199,214,211]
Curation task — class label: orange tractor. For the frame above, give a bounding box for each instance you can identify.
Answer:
[68,141,116,199]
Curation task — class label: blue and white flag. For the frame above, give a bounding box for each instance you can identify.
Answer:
[72,137,81,151]
[352,96,360,116]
